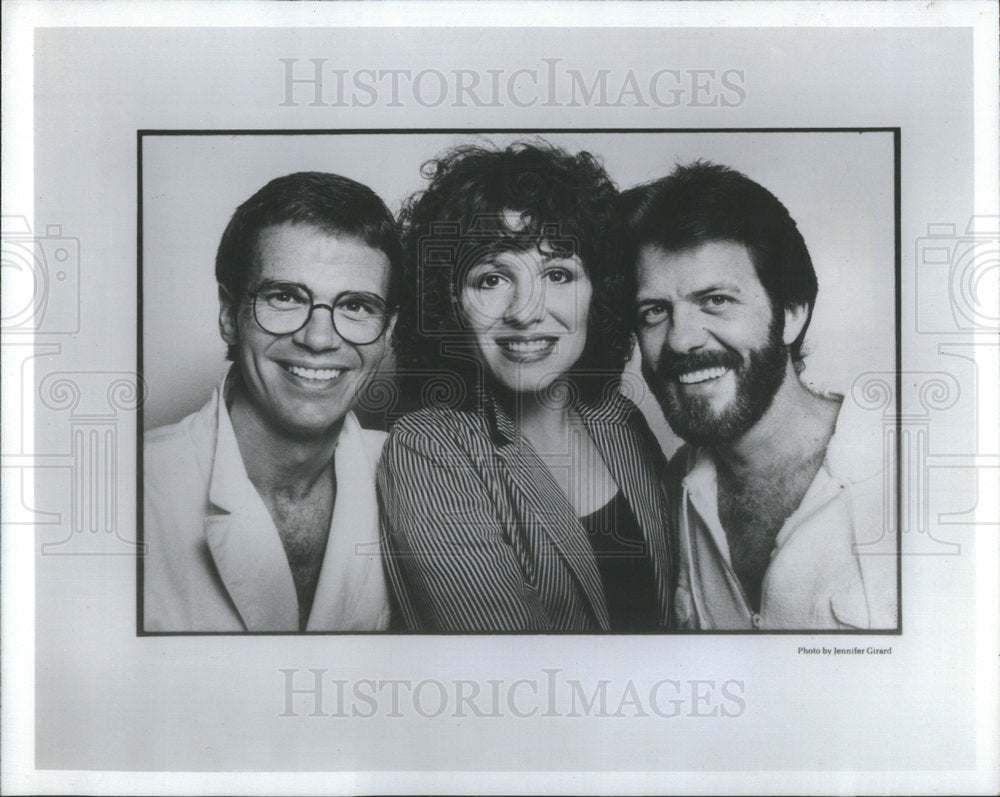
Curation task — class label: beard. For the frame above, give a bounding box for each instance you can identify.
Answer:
[643,317,789,447]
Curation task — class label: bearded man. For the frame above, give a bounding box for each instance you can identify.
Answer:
[623,161,897,630]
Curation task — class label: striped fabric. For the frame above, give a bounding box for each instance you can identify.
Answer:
[377,391,676,632]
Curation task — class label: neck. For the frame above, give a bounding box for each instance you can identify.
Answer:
[713,364,840,478]
[228,391,341,499]
[494,385,575,443]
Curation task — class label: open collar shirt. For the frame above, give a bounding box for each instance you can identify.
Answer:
[671,395,898,630]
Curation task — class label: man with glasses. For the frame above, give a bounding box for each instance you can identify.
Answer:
[144,172,400,632]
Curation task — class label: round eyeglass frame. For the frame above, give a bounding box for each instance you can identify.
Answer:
[246,283,393,346]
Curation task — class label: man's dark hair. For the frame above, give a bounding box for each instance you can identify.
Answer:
[215,171,403,360]
[621,160,818,371]
[394,140,629,409]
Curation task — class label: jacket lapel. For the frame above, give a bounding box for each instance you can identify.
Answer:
[581,403,673,625]
[204,514,299,631]
[487,398,610,629]
[204,397,299,632]
[306,414,389,631]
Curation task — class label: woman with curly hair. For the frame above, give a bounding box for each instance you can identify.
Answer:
[377,140,674,631]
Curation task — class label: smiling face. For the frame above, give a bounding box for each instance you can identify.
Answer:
[219,223,394,440]
[634,240,804,447]
[458,245,593,397]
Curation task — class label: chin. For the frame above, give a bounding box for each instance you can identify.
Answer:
[496,369,566,399]
[274,406,349,439]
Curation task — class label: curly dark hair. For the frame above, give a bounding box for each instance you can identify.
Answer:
[394,140,630,411]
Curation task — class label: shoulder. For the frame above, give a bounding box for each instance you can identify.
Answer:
[358,428,388,458]
[824,393,883,482]
[348,416,389,463]
[143,397,217,493]
[618,394,662,440]
[142,397,217,466]
[591,392,665,454]
[380,407,494,482]
[388,406,490,452]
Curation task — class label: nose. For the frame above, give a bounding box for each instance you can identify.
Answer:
[295,304,344,351]
[502,275,546,327]
[665,305,708,354]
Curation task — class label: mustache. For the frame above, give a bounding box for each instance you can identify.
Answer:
[656,349,743,380]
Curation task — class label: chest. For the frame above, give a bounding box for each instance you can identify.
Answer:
[264,484,335,580]
[521,424,618,516]
[716,459,821,581]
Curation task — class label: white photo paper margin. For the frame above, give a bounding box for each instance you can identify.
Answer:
[2,1,998,795]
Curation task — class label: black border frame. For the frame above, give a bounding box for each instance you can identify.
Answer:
[136,127,902,637]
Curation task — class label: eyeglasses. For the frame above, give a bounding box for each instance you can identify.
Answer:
[247,281,391,345]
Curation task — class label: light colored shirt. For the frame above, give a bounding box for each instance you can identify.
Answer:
[143,372,391,632]
[671,395,898,630]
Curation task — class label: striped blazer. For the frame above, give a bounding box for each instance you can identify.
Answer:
[377,392,675,631]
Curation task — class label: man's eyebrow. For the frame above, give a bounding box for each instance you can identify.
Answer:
[691,282,742,297]
[634,282,743,304]
[256,278,306,287]
[249,279,311,295]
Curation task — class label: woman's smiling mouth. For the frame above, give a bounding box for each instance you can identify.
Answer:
[495,336,558,362]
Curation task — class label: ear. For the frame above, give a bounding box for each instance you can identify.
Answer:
[380,310,398,353]
[782,302,809,347]
[218,284,239,347]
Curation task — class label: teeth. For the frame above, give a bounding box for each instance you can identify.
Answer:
[286,365,343,381]
[678,366,728,385]
[499,339,554,353]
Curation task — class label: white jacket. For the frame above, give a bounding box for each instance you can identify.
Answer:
[143,379,391,632]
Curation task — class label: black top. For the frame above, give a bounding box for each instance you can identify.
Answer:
[580,491,661,631]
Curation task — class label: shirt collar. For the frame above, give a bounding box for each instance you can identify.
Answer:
[823,391,885,483]
[208,371,256,514]
[681,445,718,494]
[680,389,884,493]
[208,366,352,512]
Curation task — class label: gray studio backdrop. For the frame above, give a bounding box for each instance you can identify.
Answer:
[141,130,896,456]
